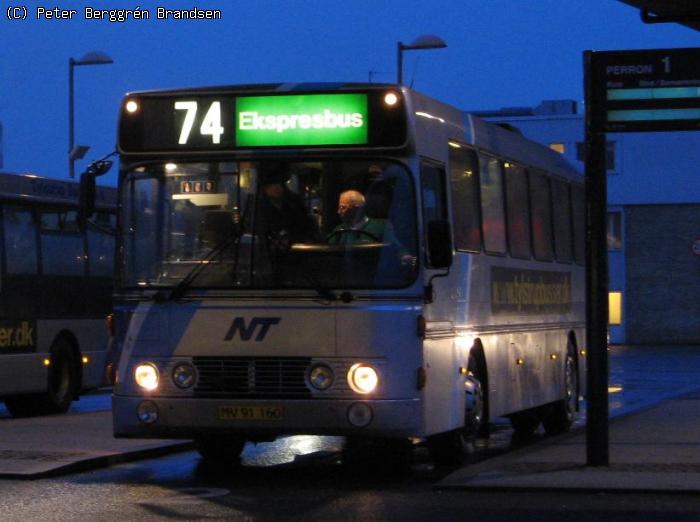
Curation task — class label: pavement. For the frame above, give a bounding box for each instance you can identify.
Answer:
[1,344,700,490]
[0,399,191,479]
[438,388,700,493]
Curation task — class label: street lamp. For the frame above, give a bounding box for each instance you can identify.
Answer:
[69,51,113,178]
[397,34,447,85]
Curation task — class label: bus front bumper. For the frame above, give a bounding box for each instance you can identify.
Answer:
[112,395,423,439]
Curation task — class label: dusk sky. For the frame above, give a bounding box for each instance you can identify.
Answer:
[1,0,697,186]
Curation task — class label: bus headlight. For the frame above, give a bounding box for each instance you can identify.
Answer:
[172,363,196,389]
[134,363,159,391]
[347,363,379,394]
[308,364,334,390]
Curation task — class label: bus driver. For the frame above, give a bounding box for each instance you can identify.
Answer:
[328,189,416,267]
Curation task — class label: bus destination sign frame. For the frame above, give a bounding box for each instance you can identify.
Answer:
[118,89,407,154]
[588,48,700,133]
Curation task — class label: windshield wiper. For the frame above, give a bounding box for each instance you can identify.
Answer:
[299,274,356,303]
[154,230,241,302]
[305,275,338,302]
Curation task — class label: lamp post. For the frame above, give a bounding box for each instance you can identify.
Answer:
[69,51,113,178]
[397,34,447,85]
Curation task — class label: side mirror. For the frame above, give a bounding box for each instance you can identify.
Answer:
[426,219,453,269]
[78,159,112,229]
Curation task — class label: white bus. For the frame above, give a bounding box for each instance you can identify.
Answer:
[0,172,116,417]
[103,84,585,464]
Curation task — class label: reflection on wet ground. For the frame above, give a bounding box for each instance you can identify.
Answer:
[3,345,700,470]
[237,345,700,467]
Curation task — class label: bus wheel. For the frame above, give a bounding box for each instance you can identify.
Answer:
[195,435,246,465]
[427,355,485,466]
[4,339,78,417]
[465,354,488,439]
[541,348,578,435]
[42,339,79,414]
[509,410,540,440]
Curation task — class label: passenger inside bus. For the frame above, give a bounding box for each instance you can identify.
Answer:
[257,161,320,253]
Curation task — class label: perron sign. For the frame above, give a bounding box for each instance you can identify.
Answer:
[587,47,700,133]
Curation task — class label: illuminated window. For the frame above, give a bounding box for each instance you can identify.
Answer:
[609,291,623,325]
[549,143,565,154]
[479,155,506,255]
[607,212,622,250]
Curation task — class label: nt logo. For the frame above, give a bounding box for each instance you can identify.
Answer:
[224,317,281,342]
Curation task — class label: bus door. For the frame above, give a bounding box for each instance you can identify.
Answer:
[420,160,463,434]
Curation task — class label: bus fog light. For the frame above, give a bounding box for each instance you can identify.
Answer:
[172,363,196,389]
[137,401,159,424]
[347,364,379,394]
[134,363,159,391]
[347,402,373,427]
[308,364,334,390]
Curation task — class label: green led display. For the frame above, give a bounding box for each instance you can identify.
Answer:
[235,94,368,147]
[607,108,700,122]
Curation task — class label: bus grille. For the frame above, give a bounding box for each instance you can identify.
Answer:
[192,357,311,398]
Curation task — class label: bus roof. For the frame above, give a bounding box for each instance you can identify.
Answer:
[465,113,582,182]
[122,82,395,97]
[0,171,116,207]
[118,82,582,182]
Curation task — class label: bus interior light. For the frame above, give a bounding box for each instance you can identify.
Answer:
[106,313,115,337]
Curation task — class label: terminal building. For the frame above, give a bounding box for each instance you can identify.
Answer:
[474,101,700,345]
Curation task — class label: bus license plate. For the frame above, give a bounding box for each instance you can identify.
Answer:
[218,405,283,421]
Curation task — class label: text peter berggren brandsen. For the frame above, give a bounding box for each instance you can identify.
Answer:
[34,6,222,22]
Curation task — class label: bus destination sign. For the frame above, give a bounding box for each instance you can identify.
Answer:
[236,94,367,147]
[118,90,408,153]
[588,48,700,133]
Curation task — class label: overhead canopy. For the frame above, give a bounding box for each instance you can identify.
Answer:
[618,0,700,31]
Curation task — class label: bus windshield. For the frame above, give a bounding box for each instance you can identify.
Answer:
[121,159,418,291]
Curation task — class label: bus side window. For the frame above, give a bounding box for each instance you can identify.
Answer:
[421,162,451,268]
[449,145,481,252]
[3,206,38,275]
[421,162,448,222]
[479,155,506,255]
[88,211,116,277]
[40,209,86,276]
[529,170,554,261]
[551,179,574,263]
[504,163,531,259]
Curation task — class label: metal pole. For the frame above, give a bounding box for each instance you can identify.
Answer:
[69,58,75,179]
[397,42,404,85]
[584,50,609,467]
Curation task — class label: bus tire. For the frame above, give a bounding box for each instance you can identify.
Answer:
[4,338,78,417]
[467,352,489,439]
[427,354,485,466]
[541,347,578,435]
[509,409,540,440]
[195,435,246,465]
